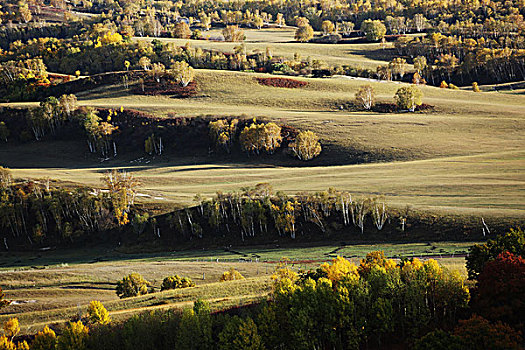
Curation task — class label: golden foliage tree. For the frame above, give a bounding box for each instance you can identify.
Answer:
[0,336,16,350]
[239,121,282,155]
[209,119,238,153]
[170,61,194,87]
[58,94,78,118]
[220,268,245,281]
[87,301,111,325]
[31,326,57,350]
[322,20,335,34]
[0,167,12,189]
[173,21,192,39]
[289,130,322,160]
[222,25,244,42]
[138,56,151,71]
[102,170,140,225]
[3,318,19,341]
[321,256,359,283]
[295,24,314,42]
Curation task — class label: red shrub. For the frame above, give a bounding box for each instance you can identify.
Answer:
[256,77,307,88]
[472,252,525,330]
[454,315,523,350]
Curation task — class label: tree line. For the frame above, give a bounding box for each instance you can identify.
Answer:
[0,167,138,250]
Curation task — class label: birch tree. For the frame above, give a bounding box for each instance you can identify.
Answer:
[355,85,375,110]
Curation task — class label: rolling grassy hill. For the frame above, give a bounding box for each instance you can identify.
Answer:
[2,68,524,217]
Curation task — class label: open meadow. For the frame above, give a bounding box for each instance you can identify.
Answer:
[0,242,470,335]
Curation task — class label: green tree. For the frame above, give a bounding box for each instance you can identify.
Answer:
[176,307,212,349]
[414,330,463,350]
[466,227,524,279]
[394,85,423,111]
[360,20,386,42]
[57,321,88,350]
[116,273,150,298]
[218,316,264,350]
[31,326,58,350]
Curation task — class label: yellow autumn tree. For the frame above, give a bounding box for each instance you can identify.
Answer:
[97,32,123,46]
[220,267,245,282]
[57,321,88,350]
[289,130,322,160]
[3,318,19,341]
[209,119,238,153]
[102,170,140,226]
[170,61,194,87]
[321,256,359,282]
[0,336,16,350]
[31,326,57,350]
[239,120,282,155]
[222,25,244,42]
[295,24,314,42]
[358,251,397,276]
[87,301,111,325]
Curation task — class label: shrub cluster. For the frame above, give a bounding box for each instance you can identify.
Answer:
[255,77,308,88]
[116,273,195,298]
[132,81,198,97]
[219,268,245,282]
[116,273,151,299]
[161,275,195,291]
